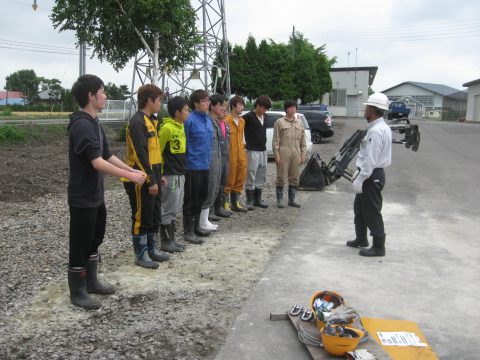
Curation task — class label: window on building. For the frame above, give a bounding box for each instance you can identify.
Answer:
[330,89,346,106]
[412,95,433,106]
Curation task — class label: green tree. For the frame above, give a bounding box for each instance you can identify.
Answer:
[38,77,63,102]
[230,45,247,96]
[5,69,40,102]
[51,0,200,85]
[243,36,259,99]
[104,82,130,100]
[228,32,334,103]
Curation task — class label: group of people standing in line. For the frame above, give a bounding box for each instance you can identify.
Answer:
[66,74,309,310]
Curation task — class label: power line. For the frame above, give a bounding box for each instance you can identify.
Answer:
[0,38,78,51]
[0,44,92,56]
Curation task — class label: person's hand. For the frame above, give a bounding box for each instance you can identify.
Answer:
[148,183,159,196]
[160,176,168,187]
[131,169,144,175]
[275,155,281,165]
[128,171,146,185]
[353,178,363,194]
[300,154,306,164]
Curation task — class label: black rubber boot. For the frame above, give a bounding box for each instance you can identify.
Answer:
[245,189,255,210]
[166,221,184,252]
[346,224,369,248]
[359,235,386,257]
[208,206,221,222]
[276,186,284,208]
[346,238,369,248]
[147,233,170,262]
[132,235,159,269]
[183,215,203,244]
[159,225,183,253]
[195,214,211,237]
[86,253,116,295]
[231,192,247,212]
[214,193,231,218]
[68,267,101,310]
[287,186,301,208]
[253,188,269,208]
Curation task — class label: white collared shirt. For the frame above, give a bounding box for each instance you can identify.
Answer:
[355,117,392,182]
[257,115,264,126]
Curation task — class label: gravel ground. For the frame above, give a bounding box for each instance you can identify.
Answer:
[0,121,345,359]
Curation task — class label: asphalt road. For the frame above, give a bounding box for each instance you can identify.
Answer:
[216,118,480,360]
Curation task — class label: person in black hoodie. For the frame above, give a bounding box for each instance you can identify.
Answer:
[243,95,272,210]
[68,75,146,310]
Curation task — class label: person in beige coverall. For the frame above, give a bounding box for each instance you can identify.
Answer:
[272,100,307,208]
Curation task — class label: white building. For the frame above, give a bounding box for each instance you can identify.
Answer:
[322,67,378,117]
[382,81,467,120]
[462,78,480,122]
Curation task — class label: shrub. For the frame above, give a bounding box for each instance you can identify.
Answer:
[1,107,13,116]
[0,126,25,143]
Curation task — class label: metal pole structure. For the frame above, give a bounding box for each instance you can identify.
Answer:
[220,0,231,97]
[202,0,208,91]
[79,42,86,76]
[131,0,231,97]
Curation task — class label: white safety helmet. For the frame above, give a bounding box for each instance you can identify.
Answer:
[363,93,389,111]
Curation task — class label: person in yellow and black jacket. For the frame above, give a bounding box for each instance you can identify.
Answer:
[123,85,170,269]
[158,96,189,253]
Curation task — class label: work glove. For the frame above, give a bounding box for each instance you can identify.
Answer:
[353,178,363,194]
[323,305,357,324]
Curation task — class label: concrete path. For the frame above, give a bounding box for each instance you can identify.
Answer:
[216,119,480,360]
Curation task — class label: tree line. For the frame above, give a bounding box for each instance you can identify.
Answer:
[3,69,130,111]
[220,32,336,104]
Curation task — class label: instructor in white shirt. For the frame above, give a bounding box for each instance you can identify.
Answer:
[347,93,392,257]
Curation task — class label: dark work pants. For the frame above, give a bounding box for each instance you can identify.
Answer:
[218,154,229,195]
[183,170,209,217]
[69,203,106,268]
[354,168,386,238]
[124,182,161,236]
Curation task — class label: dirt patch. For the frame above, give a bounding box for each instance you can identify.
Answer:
[0,122,345,359]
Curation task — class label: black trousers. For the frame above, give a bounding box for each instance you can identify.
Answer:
[69,203,106,267]
[354,168,386,238]
[183,170,209,216]
[124,182,161,236]
[219,154,229,195]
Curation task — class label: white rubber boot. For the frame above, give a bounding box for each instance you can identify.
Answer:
[200,208,218,231]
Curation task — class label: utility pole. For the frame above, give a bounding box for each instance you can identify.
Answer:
[79,42,86,76]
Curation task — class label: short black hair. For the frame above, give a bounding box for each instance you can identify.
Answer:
[137,84,163,109]
[284,100,297,111]
[189,89,209,109]
[71,74,104,108]
[254,95,272,109]
[229,95,245,110]
[209,94,226,110]
[375,108,385,117]
[168,96,189,117]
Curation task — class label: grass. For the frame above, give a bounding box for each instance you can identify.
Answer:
[0,112,69,120]
[0,124,68,145]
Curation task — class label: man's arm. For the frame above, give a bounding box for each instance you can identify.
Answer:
[107,155,143,174]
[92,157,146,184]
[272,119,281,164]
[299,122,307,163]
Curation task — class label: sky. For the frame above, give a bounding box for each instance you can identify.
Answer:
[0,0,479,95]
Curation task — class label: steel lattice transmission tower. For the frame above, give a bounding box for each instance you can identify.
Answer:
[130,0,231,103]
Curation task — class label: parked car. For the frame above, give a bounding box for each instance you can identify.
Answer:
[242,110,313,158]
[296,110,334,144]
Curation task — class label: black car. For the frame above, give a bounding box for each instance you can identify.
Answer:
[296,110,334,144]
